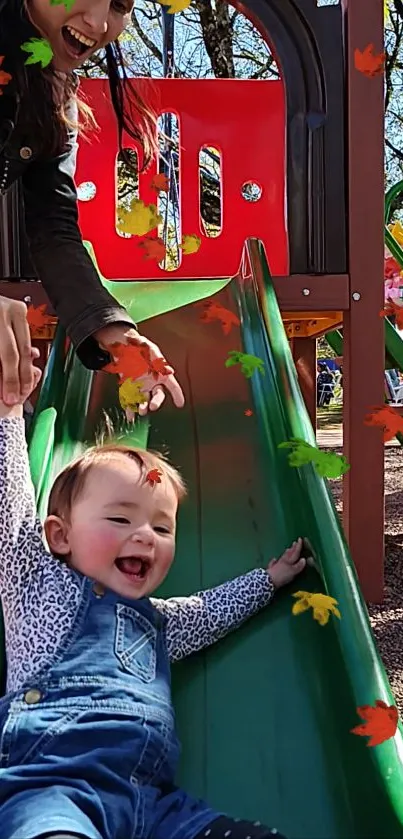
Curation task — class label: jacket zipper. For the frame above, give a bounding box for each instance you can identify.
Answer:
[0,159,10,195]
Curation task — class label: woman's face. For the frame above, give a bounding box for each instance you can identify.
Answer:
[27,0,133,72]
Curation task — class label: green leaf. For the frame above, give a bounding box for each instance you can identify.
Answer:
[20,38,53,69]
[49,0,77,8]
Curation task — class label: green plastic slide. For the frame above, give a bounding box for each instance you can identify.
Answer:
[2,239,403,838]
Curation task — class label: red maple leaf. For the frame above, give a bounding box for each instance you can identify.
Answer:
[380,298,403,329]
[351,700,398,747]
[146,468,162,486]
[244,409,253,417]
[0,56,12,94]
[136,344,172,380]
[26,304,53,331]
[354,44,385,77]
[138,236,166,262]
[364,405,403,442]
[198,301,240,335]
[103,342,150,383]
[385,256,401,280]
[149,357,172,379]
[150,173,169,192]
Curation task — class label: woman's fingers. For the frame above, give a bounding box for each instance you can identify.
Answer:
[0,319,22,405]
[0,298,35,404]
[12,306,35,398]
[148,386,166,412]
[162,373,185,408]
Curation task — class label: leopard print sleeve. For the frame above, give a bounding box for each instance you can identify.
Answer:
[0,417,45,587]
[151,568,275,662]
[0,417,84,694]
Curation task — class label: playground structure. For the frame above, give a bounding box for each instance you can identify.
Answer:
[4,0,403,837]
[0,0,386,601]
[73,0,385,603]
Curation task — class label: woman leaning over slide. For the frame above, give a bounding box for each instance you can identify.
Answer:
[0,0,184,412]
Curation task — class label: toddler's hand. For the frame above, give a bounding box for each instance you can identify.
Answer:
[267,537,308,589]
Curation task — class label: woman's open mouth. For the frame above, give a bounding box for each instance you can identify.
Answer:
[61,25,97,59]
[115,556,151,584]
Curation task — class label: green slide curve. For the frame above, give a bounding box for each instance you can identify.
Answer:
[2,238,403,838]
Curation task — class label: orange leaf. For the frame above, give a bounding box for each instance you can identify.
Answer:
[364,405,403,442]
[146,468,163,486]
[138,236,166,262]
[198,301,240,336]
[26,304,53,330]
[103,342,149,383]
[351,700,398,747]
[0,56,12,93]
[150,173,169,192]
[354,44,385,77]
[137,344,172,380]
[385,256,401,279]
[380,298,403,330]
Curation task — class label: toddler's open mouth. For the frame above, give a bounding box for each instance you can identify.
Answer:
[61,25,97,58]
[115,556,151,583]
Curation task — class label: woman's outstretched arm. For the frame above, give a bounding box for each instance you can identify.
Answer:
[22,100,135,371]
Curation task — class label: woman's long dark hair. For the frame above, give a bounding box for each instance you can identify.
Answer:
[0,0,156,168]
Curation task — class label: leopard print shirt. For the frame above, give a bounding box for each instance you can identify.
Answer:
[0,418,275,694]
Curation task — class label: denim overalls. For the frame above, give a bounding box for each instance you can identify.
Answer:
[0,575,218,839]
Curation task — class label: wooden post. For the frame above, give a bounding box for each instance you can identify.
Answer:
[341,0,385,602]
[293,337,317,429]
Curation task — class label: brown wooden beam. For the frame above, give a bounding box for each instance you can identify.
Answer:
[341,0,384,603]
[0,281,51,308]
[272,274,349,310]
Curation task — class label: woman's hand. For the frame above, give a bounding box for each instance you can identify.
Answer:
[0,296,36,405]
[94,324,185,416]
[267,538,308,589]
[0,346,42,418]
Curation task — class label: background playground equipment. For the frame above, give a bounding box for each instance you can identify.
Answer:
[325,180,403,408]
[1,0,402,836]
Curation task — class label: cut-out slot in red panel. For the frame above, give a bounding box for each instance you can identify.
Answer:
[76,77,288,280]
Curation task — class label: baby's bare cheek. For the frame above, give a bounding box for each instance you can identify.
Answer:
[83,527,122,554]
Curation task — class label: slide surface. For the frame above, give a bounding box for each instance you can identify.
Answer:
[20,240,403,838]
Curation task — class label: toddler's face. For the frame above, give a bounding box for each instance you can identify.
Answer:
[54,454,178,599]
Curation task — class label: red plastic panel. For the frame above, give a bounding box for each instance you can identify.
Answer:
[76,77,288,280]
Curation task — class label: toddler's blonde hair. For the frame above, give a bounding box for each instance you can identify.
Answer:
[47,444,187,521]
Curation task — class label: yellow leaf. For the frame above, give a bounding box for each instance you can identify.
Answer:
[159,0,191,12]
[313,607,330,626]
[390,221,403,247]
[292,599,311,616]
[292,591,341,625]
[180,234,201,255]
[384,0,390,21]
[118,378,148,413]
[118,199,162,237]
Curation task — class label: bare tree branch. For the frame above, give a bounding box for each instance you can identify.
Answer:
[130,9,163,65]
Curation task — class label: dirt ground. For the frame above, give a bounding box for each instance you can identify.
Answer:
[317,405,403,714]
